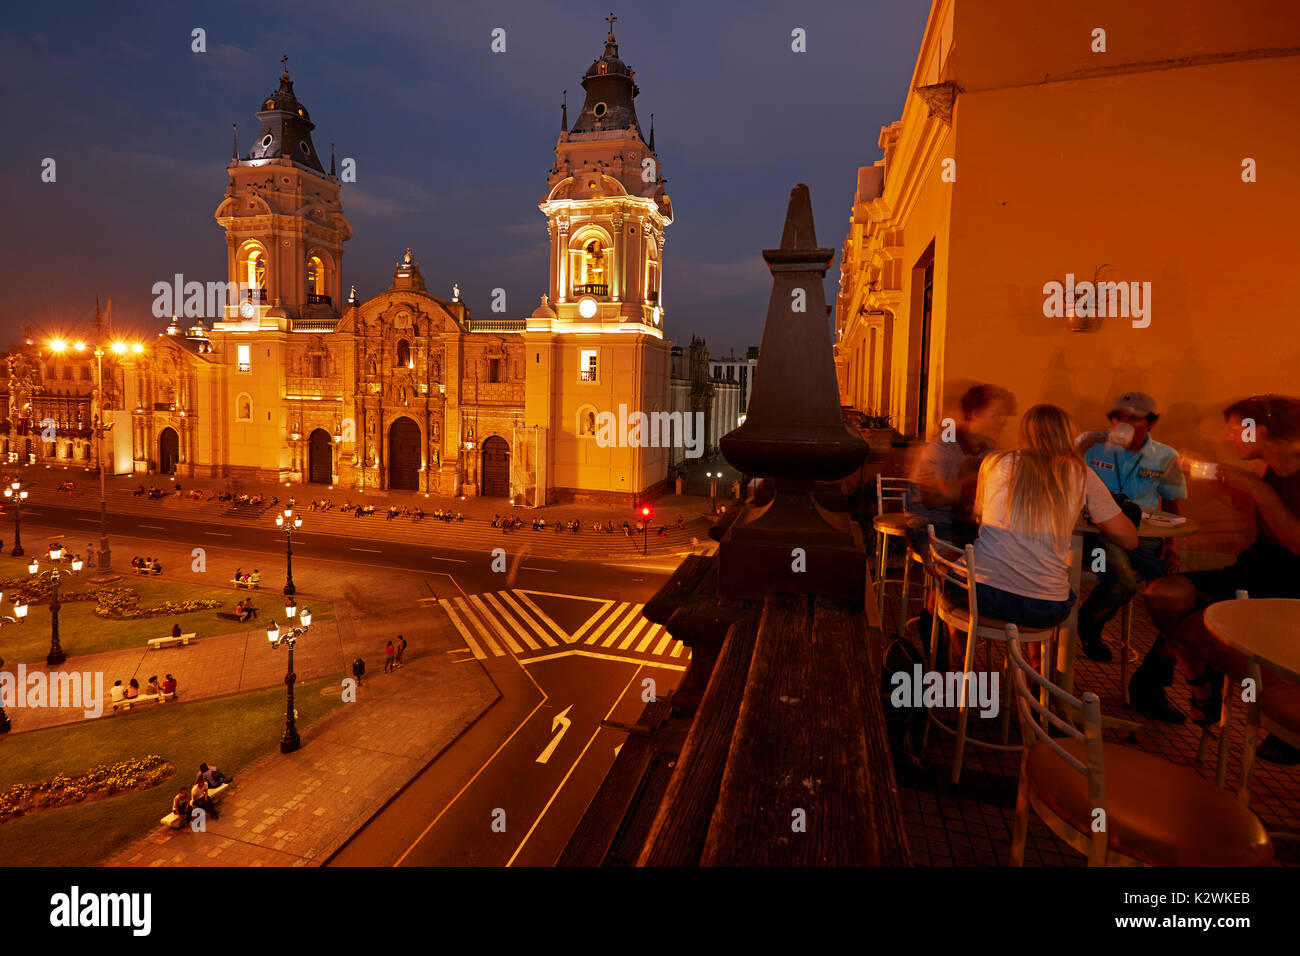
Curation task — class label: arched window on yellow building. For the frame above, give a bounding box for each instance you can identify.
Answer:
[306,255,323,296]
[646,244,660,304]
[569,230,613,297]
[239,246,267,303]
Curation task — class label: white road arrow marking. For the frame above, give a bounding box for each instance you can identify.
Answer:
[535,705,574,764]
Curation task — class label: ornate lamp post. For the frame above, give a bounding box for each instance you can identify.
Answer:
[29,544,82,667]
[275,507,302,595]
[4,479,29,556]
[267,605,311,753]
[706,470,719,514]
[0,597,29,734]
[640,505,652,556]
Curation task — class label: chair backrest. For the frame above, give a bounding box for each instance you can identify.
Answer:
[1005,624,1108,865]
[876,474,910,515]
[925,525,980,631]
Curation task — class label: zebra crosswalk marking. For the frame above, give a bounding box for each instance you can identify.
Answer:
[441,590,692,664]
[484,592,541,650]
[601,604,645,647]
[469,594,525,654]
[567,598,616,643]
[443,600,494,658]
[506,590,565,645]
[584,601,631,645]
[617,615,651,651]
[634,624,662,654]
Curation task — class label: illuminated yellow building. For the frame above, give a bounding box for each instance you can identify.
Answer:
[111,24,671,505]
[835,0,1300,553]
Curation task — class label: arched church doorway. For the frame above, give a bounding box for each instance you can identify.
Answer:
[308,429,333,484]
[481,436,510,498]
[388,417,421,490]
[158,428,179,475]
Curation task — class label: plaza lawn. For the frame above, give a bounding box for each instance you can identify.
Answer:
[0,677,344,866]
[0,555,334,663]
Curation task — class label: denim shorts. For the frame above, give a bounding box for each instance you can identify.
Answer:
[945,581,1076,629]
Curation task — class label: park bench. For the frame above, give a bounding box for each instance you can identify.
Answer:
[216,607,258,622]
[230,579,260,589]
[110,689,176,712]
[159,782,229,829]
[131,567,150,576]
[147,632,196,650]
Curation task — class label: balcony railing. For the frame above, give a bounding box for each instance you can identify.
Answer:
[468,318,525,333]
[579,369,598,382]
[306,292,332,305]
[573,284,608,296]
[245,288,267,303]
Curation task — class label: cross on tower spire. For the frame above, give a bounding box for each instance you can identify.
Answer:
[281,54,289,75]
[605,13,617,38]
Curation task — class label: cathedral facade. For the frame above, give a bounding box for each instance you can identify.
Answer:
[109,25,672,506]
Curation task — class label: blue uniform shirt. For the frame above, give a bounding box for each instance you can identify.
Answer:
[1084,436,1187,511]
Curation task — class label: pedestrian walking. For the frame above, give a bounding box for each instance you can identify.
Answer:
[396,634,407,667]
[384,640,396,674]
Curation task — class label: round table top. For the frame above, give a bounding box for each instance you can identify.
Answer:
[1204,598,1300,682]
[1073,511,1199,539]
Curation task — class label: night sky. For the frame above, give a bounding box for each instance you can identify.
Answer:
[0,0,929,358]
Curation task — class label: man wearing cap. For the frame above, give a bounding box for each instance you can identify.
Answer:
[1077,392,1186,681]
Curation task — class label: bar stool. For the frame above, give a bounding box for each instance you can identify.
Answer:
[872,475,911,634]
[922,529,1061,784]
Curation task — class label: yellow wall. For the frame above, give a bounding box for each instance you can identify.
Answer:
[837,0,1300,553]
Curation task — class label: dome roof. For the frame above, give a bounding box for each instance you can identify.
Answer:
[242,62,325,174]
[569,21,644,141]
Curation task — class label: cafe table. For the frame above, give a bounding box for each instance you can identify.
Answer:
[1204,597,1300,821]
[1057,511,1199,730]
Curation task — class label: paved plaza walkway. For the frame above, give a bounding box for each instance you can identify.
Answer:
[1,534,501,866]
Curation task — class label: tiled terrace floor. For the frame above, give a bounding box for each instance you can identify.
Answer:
[881,581,1300,867]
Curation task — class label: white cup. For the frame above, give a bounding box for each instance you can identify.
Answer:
[1107,422,1135,447]
[1188,460,1219,481]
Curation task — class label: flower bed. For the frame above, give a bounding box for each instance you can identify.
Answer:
[0,577,222,620]
[0,756,174,822]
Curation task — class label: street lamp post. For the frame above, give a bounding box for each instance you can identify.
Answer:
[29,545,82,667]
[640,505,652,556]
[275,507,302,596]
[0,597,29,734]
[4,480,29,556]
[267,605,311,754]
[706,471,718,514]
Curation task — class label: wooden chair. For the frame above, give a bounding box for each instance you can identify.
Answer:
[872,475,911,632]
[1006,624,1274,866]
[922,530,1061,783]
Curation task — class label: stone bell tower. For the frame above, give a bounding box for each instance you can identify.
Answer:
[524,18,673,505]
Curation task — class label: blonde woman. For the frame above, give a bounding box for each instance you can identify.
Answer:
[952,404,1138,628]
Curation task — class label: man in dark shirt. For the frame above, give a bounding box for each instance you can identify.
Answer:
[1137,395,1300,763]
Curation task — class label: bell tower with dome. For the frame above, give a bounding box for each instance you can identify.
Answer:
[524,17,673,505]
[214,60,352,332]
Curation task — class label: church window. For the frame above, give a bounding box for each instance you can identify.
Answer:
[580,349,598,382]
[597,63,608,75]
[299,141,311,155]
[240,248,267,296]
[237,344,251,373]
[310,354,324,378]
[306,256,324,296]
[260,134,273,149]
[488,358,501,383]
[594,101,607,115]
[396,339,411,368]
